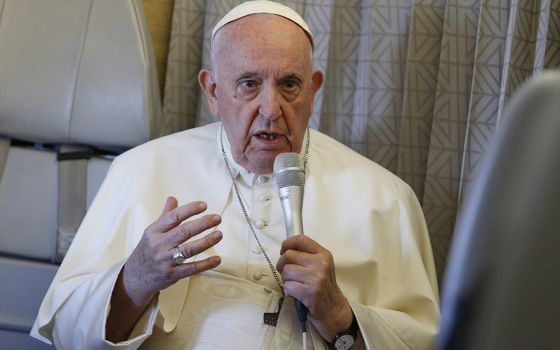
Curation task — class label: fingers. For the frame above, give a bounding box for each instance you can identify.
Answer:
[280,234,322,255]
[277,235,329,273]
[276,236,338,314]
[280,263,308,284]
[280,264,318,312]
[167,214,222,247]
[175,256,222,278]
[276,249,312,273]
[175,230,223,260]
[278,254,330,299]
[161,196,178,215]
[283,280,308,303]
[149,200,209,234]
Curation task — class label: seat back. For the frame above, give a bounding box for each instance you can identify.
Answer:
[438,71,560,349]
[0,0,161,347]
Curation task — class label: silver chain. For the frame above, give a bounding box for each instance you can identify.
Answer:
[219,126,310,292]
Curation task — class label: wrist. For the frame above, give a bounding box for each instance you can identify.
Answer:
[122,262,158,306]
[328,313,359,350]
[327,298,354,341]
[121,263,157,307]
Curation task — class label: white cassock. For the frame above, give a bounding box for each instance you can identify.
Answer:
[31,122,440,349]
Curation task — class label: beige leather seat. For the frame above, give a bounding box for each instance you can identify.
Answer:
[0,0,161,348]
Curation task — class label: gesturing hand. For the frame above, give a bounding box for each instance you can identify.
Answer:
[276,235,354,342]
[107,196,223,342]
[123,196,223,302]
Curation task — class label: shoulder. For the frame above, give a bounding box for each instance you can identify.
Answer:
[114,122,220,167]
[309,129,412,196]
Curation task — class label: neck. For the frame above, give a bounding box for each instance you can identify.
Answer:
[245,165,273,175]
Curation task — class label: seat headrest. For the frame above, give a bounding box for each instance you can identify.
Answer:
[0,0,160,149]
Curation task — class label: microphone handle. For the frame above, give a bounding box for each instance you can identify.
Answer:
[278,186,304,237]
[277,186,308,329]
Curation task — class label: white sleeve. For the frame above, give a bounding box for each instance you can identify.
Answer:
[49,262,160,350]
[349,186,440,350]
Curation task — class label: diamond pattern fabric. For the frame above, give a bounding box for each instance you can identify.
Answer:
[162,0,560,280]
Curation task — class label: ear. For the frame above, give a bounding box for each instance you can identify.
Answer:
[311,69,324,94]
[198,69,220,116]
[307,69,324,115]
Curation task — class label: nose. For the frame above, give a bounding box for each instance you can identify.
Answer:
[258,85,282,121]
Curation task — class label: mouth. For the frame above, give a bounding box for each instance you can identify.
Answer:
[255,132,281,140]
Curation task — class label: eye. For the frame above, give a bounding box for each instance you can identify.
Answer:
[279,78,302,101]
[282,79,300,91]
[236,79,260,98]
[239,80,258,90]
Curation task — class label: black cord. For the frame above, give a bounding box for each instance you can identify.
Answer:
[295,299,308,333]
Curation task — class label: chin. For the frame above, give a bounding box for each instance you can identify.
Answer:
[246,158,275,174]
[246,149,280,165]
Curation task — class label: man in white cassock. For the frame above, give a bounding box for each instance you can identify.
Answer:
[31,1,439,349]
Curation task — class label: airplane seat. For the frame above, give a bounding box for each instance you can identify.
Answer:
[438,71,560,349]
[0,0,161,348]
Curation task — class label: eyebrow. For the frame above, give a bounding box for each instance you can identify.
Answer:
[280,73,304,83]
[235,72,304,82]
[236,72,260,81]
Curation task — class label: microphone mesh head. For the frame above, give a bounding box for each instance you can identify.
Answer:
[273,152,305,188]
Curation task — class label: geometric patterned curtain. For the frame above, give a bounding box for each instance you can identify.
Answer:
[161,0,560,280]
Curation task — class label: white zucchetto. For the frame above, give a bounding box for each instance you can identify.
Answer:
[211,0,314,48]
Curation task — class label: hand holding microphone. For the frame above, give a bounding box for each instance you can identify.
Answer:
[274,153,358,347]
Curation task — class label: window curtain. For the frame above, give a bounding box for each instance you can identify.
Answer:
[161,0,560,280]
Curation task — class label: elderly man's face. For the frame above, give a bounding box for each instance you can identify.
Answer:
[199,14,323,174]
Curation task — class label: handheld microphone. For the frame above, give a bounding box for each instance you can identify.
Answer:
[273,152,308,333]
[273,152,305,237]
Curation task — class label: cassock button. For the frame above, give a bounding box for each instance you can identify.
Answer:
[255,219,267,229]
[253,272,263,280]
[258,194,270,202]
[257,175,270,184]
